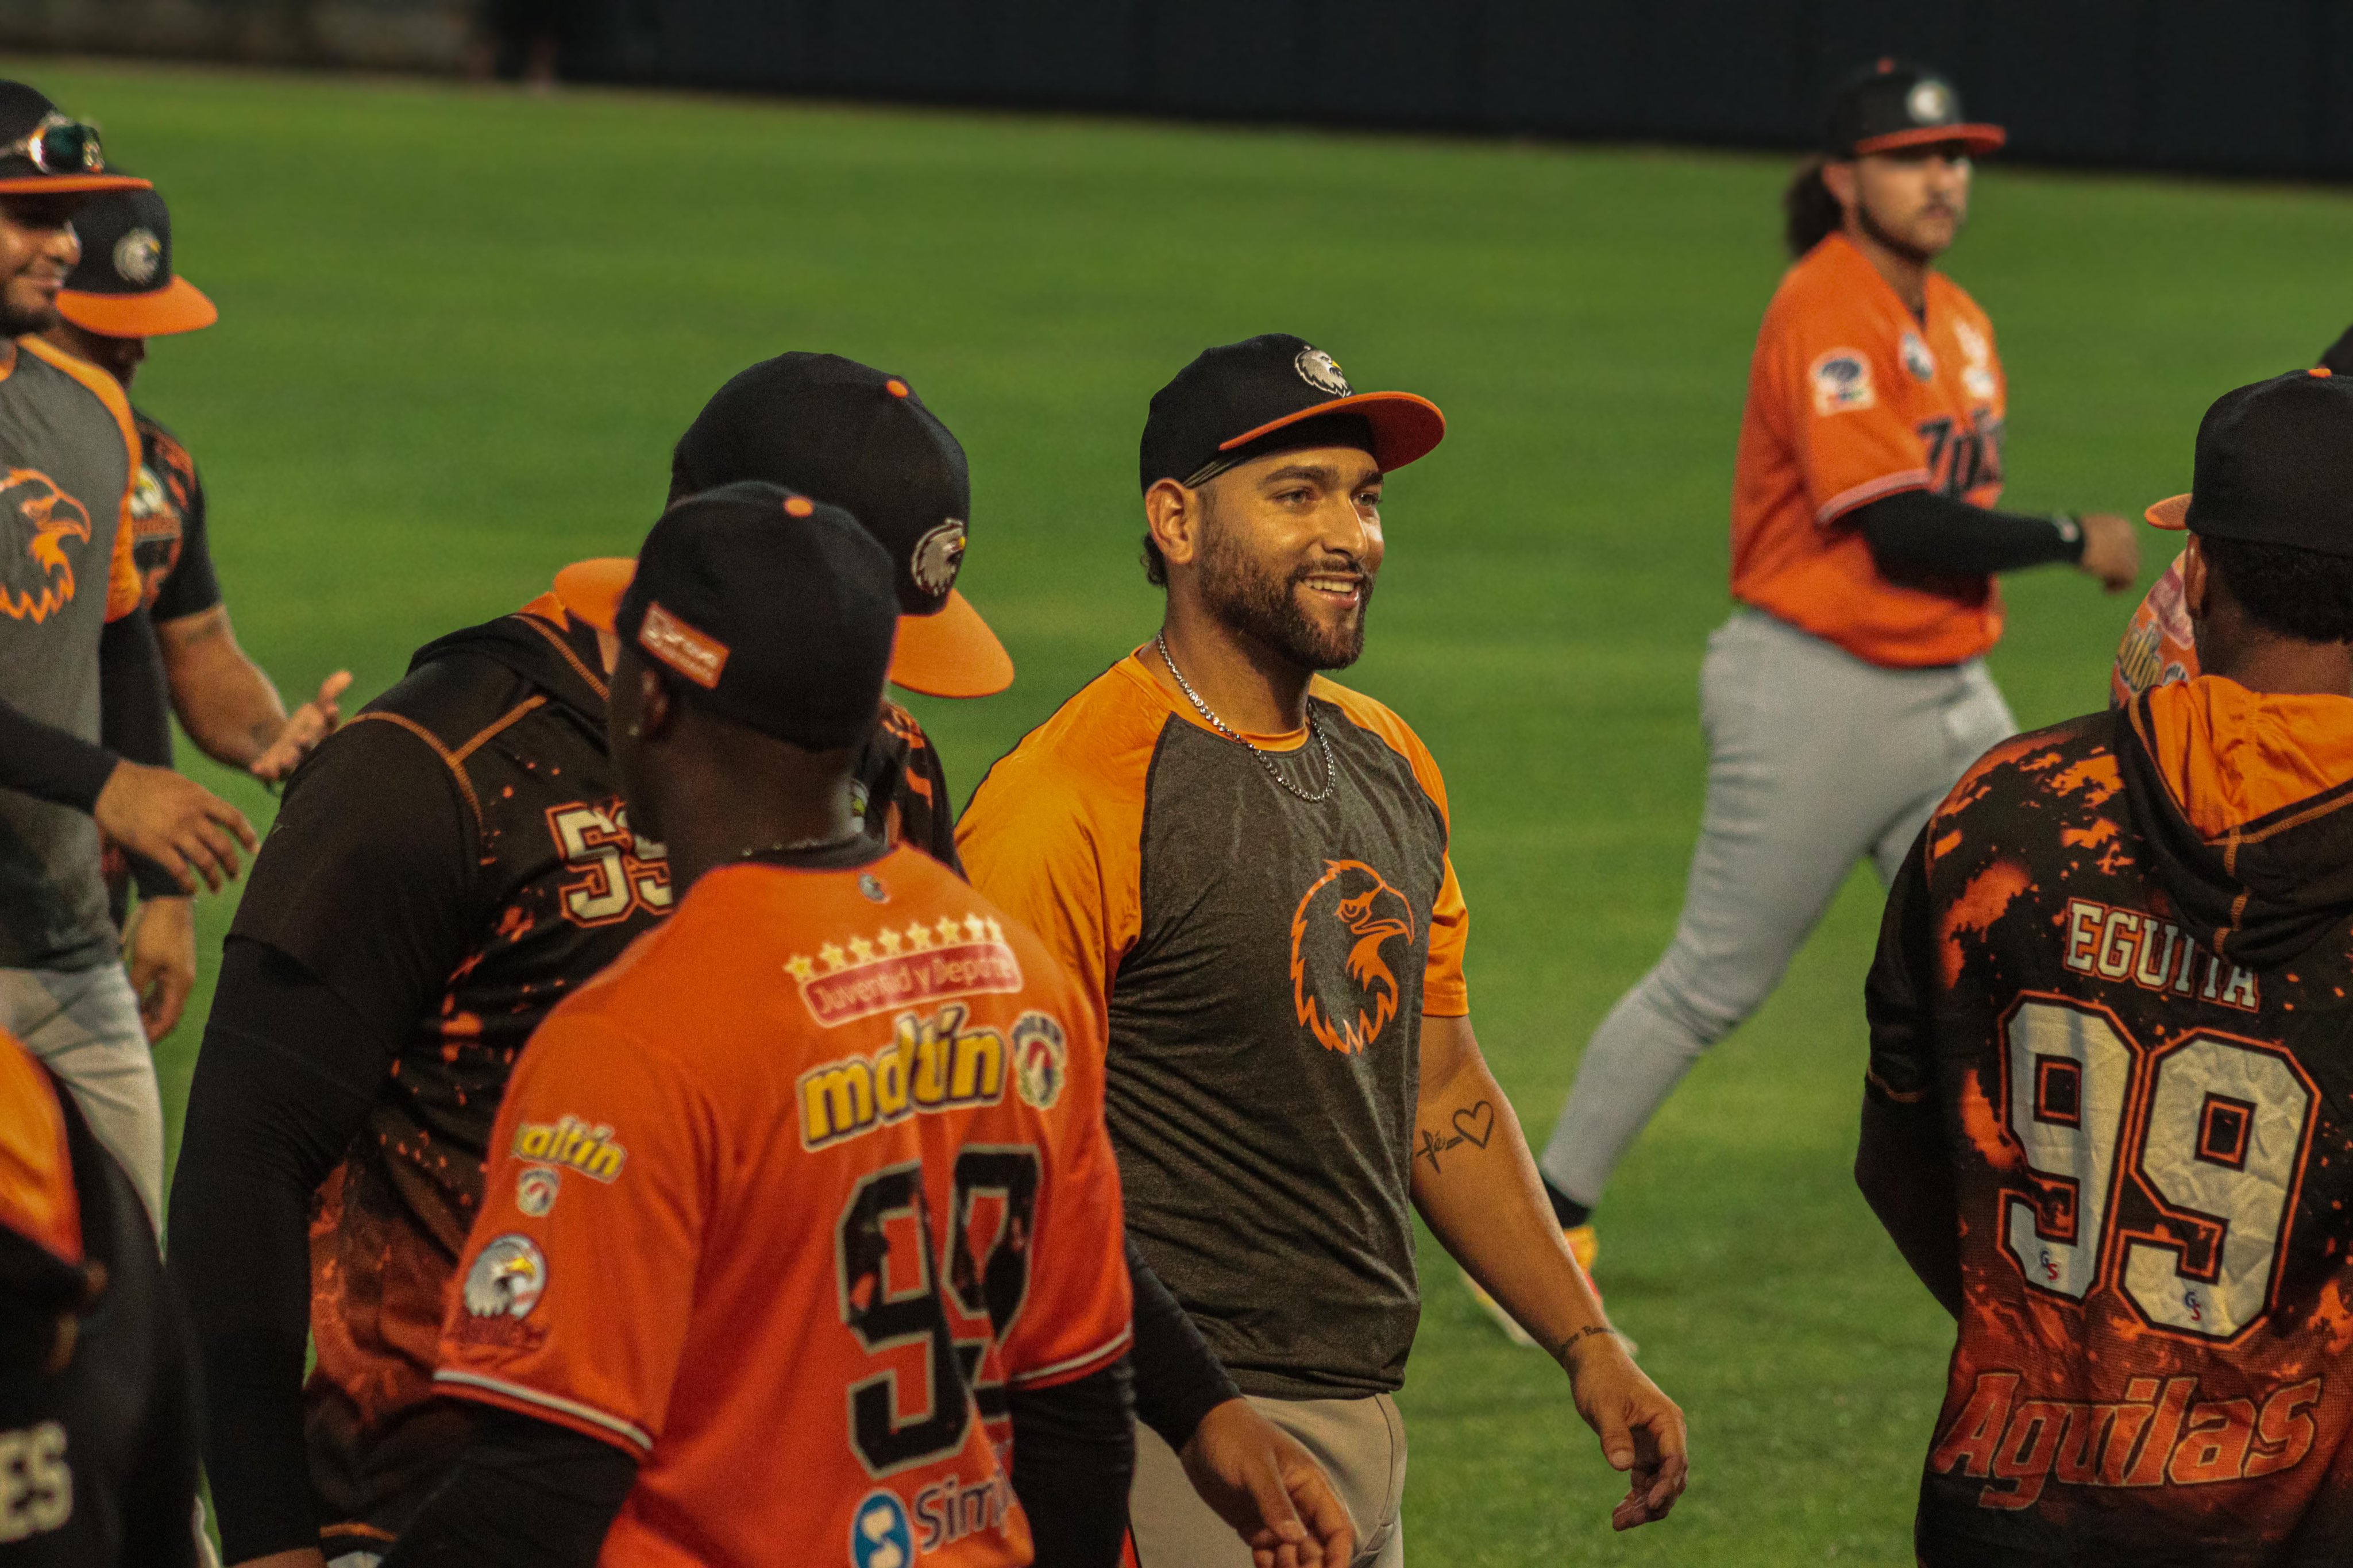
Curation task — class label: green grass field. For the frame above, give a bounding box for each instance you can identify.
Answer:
[18,54,2353,1564]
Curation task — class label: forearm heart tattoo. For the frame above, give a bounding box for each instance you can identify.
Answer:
[1414,1099,1495,1174]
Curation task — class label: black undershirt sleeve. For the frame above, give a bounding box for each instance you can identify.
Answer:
[1008,1357,1136,1568]
[166,939,401,1563]
[99,607,184,899]
[0,697,116,813]
[1851,489,2085,579]
[377,1409,637,1568]
[171,715,479,1562]
[1125,1236,1241,1452]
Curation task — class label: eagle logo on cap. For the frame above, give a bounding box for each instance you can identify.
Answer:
[1907,80,1954,125]
[1295,347,1352,397]
[112,229,161,288]
[910,519,966,600]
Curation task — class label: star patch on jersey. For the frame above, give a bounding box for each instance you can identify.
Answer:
[1900,330,1937,382]
[1810,349,1876,415]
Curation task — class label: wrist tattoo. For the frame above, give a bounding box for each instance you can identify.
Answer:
[1411,1099,1495,1175]
[1551,1322,1614,1370]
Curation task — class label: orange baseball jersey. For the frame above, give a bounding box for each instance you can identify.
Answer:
[958,654,1465,1400]
[2112,551,2198,709]
[432,844,1132,1567]
[1868,678,2353,1562]
[0,1028,80,1270]
[1731,231,2010,668]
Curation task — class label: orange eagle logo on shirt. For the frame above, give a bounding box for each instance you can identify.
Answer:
[1290,859,1417,1055]
[0,469,92,624]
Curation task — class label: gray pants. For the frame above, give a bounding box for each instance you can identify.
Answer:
[1129,1392,1406,1567]
[1540,609,2016,1207]
[0,962,162,1229]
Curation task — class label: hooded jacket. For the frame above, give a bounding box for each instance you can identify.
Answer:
[1865,675,2353,1566]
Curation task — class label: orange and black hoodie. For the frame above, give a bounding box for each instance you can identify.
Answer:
[1866,675,2353,1566]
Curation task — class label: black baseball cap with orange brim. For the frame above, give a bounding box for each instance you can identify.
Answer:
[1140,334,1445,492]
[654,353,1011,700]
[1825,60,2005,160]
[55,187,215,338]
[2144,367,2353,553]
[0,83,149,198]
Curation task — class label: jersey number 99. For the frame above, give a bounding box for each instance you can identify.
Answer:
[2000,998,2316,1341]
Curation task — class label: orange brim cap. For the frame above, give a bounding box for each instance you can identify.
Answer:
[2145,493,2192,531]
[0,172,151,195]
[890,589,1013,698]
[1217,391,1447,474]
[553,557,635,631]
[1853,123,2007,157]
[557,557,1013,698]
[56,275,216,338]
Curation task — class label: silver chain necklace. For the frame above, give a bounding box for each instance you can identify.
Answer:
[1155,633,1337,805]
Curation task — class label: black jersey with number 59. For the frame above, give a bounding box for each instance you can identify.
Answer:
[1867,675,2353,1566]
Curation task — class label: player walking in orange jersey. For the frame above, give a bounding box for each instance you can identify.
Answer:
[1862,369,2353,1563]
[1536,61,2142,1266]
[383,483,1135,1566]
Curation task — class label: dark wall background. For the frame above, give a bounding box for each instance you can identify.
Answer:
[535,0,2353,179]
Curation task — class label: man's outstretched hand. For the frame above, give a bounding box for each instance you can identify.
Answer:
[2076,512,2140,594]
[1178,1397,1357,1568]
[250,670,352,783]
[92,760,257,893]
[1564,1335,1688,1530]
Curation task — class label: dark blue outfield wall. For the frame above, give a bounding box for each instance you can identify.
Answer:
[573,0,2353,179]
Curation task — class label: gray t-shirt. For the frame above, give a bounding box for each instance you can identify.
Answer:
[961,658,1469,1399]
[0,338,139,971]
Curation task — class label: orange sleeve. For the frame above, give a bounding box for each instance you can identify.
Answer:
[434,1011,710,1456]
[1312,682,1471,1015]
[999,957,1133,1389]
[1770,298,1932,526]
[957,747,1144,1023]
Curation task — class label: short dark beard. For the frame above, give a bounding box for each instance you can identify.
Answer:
[1856,192,1953,267]
[0,294,55,336]
[1195,508,1372,673]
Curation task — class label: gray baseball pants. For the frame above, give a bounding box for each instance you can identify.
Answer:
[1128,1391,1406,1567]
[1,961,163,1229]
[1539,608,2016,1208]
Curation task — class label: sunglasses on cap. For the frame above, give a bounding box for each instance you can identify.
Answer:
[3,114,107,176]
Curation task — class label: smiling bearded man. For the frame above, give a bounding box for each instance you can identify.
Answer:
[958,334,1688,1565]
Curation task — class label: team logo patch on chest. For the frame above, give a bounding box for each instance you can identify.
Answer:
[1290,859,1418,1054]
[1900,330,1937,382]
[0,469,92,624]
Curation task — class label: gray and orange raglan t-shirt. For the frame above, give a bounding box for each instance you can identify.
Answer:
[0,337,144,971]
[958,651,1469,1399]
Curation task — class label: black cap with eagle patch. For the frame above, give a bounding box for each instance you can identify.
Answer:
[1825,59,2005,159]
[615,480,900,751]
[56,186,217,338]
[669,353,1009,698]
[1140,334,1446,492]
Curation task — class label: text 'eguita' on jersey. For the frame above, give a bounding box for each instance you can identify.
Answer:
[1868,675,2353,1563]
